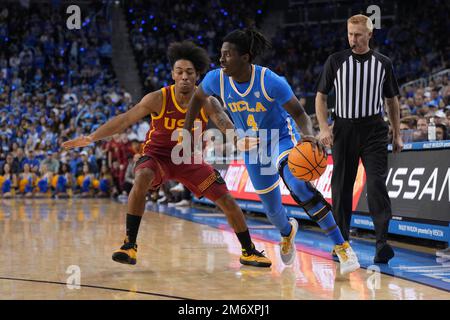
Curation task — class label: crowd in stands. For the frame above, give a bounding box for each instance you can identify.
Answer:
[395,75,450,142]
[0,2,148,198]
[125,0,449,143]
[0,1,449,200]
[125,0,265,92]
[265,0,449,97]
[124,1,448,99]
[268,0,450,143]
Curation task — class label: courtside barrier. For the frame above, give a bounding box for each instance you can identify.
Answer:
[194,140,450,244]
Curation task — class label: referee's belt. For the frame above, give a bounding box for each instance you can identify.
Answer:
[334,113,382,124]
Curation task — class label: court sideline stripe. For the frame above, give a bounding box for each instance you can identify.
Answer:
[0,276,193,300]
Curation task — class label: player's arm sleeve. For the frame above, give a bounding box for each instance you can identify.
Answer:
[383,60,400,98]
[264,70,295,105]
[200,69,221,96]
[315,55,334,95]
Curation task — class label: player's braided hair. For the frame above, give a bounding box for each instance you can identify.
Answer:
[167,41,210,75]
[223,28,271,62]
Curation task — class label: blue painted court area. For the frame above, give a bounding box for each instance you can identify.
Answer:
[146,202,450,292]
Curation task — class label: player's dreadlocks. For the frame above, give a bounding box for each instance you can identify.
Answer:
[167,41,210,75]
[223,28,271,62]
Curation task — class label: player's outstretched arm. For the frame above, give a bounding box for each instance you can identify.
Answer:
[184,86,210,132]
[204,96,235,134]
[62,90,162,150]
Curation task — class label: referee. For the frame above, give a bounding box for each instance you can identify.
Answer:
[315,14,403,263]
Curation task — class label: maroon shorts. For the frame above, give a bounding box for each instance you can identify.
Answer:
[134,153,228,202]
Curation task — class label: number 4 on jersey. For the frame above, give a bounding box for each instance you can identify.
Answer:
[247,114,258,131]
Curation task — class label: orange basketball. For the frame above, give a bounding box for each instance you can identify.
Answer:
[288,141,327,181]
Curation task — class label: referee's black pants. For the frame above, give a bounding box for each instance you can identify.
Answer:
[331,114,392,244]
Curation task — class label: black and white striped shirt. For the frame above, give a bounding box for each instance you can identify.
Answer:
[316,49,399,119]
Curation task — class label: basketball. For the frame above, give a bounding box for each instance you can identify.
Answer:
[288,141,327,181]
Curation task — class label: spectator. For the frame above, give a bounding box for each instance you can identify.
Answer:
[79,164,96,198]
[169,184,192,207]
[106,135,124,168]
[123,154,140,195]
[0,162,17,198]
[18,163,34,197]
[55,163,73,198]
[157,181,178,205]
[400,105,412,118]
[80,150,98,174]
[2,153,19,175]
[110,160,123,195]
[413,117,429,141]
[436,123,448,141]
[400,119,414,131]
[23,149,40,171]
[97,164,114,198]
[35,163,53,197]
[400,119,415,143]
[14,148,26,171]
[41,151,60,174]
[430,87,443,108]
[69,150,83,176]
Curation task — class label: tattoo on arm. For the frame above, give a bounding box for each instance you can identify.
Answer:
[212,112,234,133]
[206,97,235,134]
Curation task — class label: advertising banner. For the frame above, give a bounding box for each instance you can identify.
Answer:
[213,148,449,224]
[203,145,450,242]
[356,149,450,223]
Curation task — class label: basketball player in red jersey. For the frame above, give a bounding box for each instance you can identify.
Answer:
[62,41,271,268]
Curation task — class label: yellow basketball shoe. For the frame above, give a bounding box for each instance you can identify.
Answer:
[334,241,360,275]
[240,244,272,268]
[112,238,137,265]
[280,218,298,265]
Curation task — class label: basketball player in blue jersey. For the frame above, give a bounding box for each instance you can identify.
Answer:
[183,29,360,274]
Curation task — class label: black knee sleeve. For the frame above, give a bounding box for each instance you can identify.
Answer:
[278,158,331,222]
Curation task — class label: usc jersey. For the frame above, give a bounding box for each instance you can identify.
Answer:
[141,85,208,156]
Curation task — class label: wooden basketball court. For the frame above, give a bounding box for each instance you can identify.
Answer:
[0,198,448,300]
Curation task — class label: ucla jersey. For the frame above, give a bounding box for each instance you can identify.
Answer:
[202,65,301,192]
[201,65,299,142]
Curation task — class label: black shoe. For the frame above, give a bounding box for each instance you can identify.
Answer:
[374,242,394,264]
[240,245,272,268]
[112,239,138,265]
